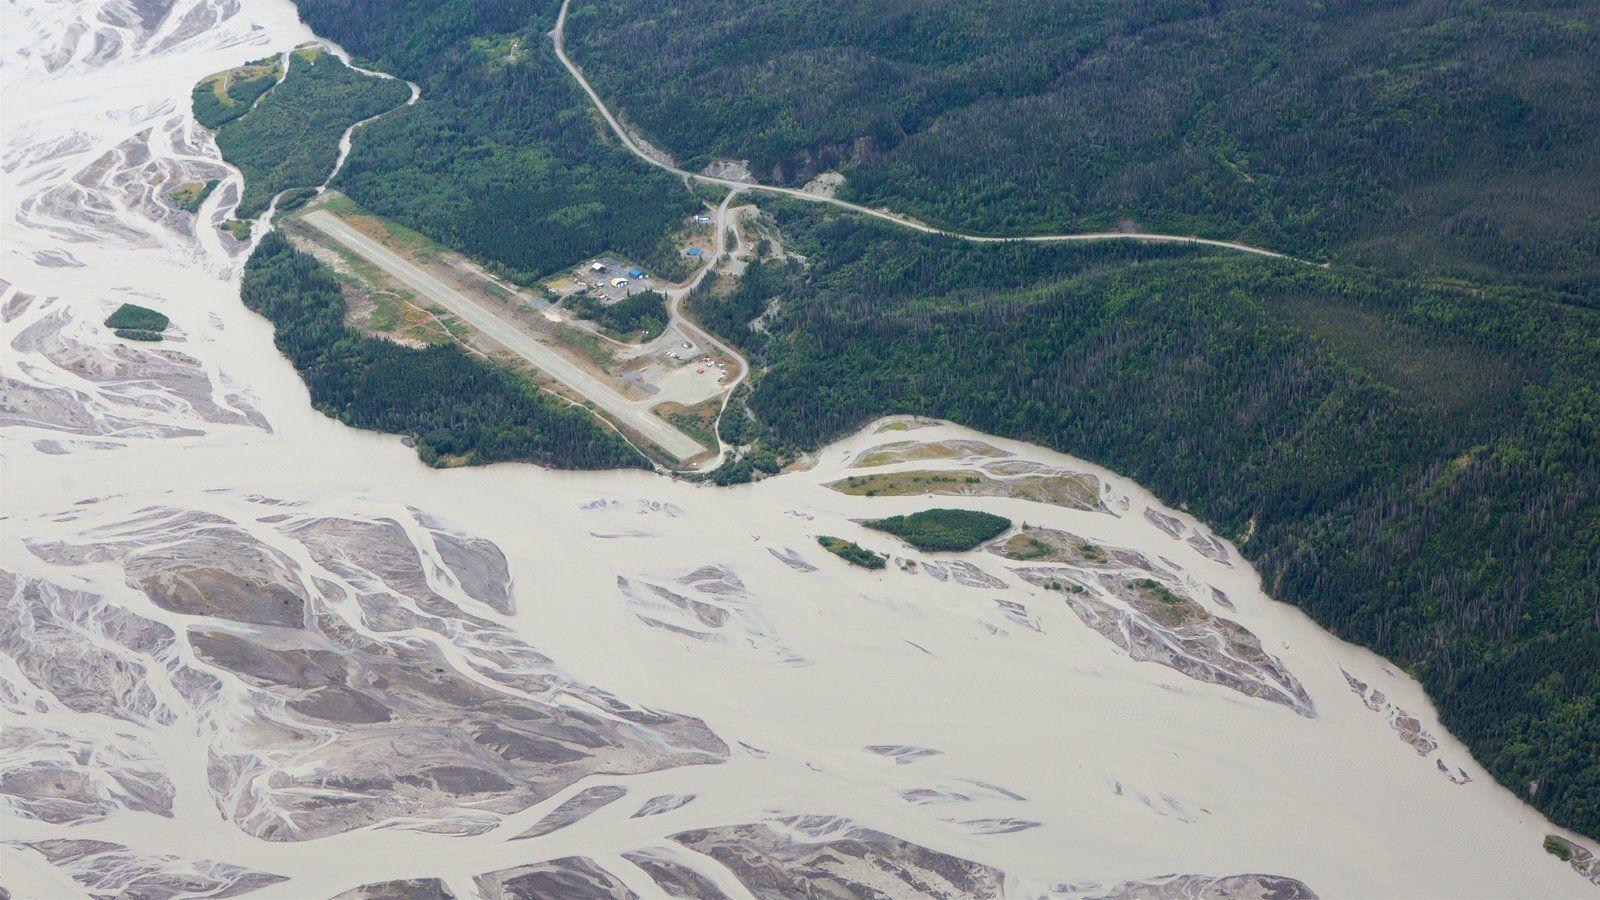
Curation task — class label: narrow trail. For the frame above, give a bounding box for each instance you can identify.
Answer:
[550,0,1301,263]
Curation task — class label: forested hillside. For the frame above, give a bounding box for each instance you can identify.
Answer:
[564,0,1600,297]
[692,206,1600,834]
[294,0,697,286]
[286,0,1600,837]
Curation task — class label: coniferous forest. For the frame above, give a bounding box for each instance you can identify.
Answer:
[286,0,1600,837]
[296,0,697,286]
[564,0,1600,299]
[212,48,410,219]
[565,289,669,340]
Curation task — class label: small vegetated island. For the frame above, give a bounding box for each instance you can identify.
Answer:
[104,303,169,342]
[816,536,887,570]
[861,508,1012,553]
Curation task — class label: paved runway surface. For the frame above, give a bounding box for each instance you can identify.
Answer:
[302,210,705,462]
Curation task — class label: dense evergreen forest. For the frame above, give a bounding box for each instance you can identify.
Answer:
[864,509,1012,552]
[294,0,697,286]
[242,231,646,470]
[104,302,170,342]
[104,303,169,333]
[564,0,1600,298]
[690,206,1600,835]
[565,289,668,340]
[212,48,410,218]
[283,0,1599,837]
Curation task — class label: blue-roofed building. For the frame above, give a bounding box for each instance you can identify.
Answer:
[627,268,644,278]
[686,247,703,257]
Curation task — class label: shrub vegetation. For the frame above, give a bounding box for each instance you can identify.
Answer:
[817,535,887,569]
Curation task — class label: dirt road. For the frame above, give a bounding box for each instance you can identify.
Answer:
[301,209,707,463]
[659,190,749,466]
[550,0,1297,262]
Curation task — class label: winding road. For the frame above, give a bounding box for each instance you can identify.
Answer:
[661,189,749,467]
[550,0,1296,261]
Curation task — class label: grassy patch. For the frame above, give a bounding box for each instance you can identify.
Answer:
[863,508,1011,553]
[830,469,1099,510]
[167,179,219,214]
[1002,534,1052,560]
[436,313,471,341]
[998,527,1113,565]
[817,535,886,569]
[1131,577,1207,626]
[853,438,1007,468]
[366,293,403,331]
[222,219,252,241]
[655,398,721,451]
[550,322,615,369]
[346,284,449,345]
[833,471,981,497]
